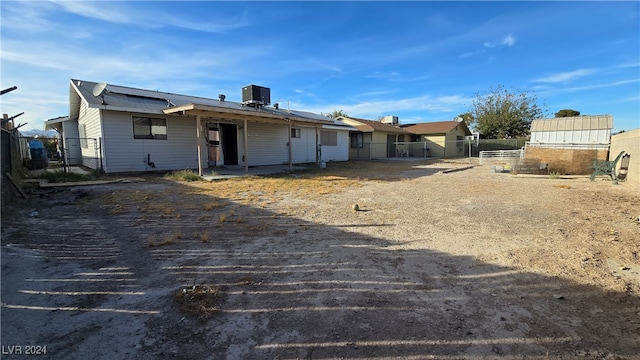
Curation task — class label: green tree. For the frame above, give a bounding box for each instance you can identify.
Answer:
[321,109,349,119]
[469,85,546,138]
[554,109,580,117]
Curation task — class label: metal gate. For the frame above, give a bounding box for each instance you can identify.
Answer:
[60,137,101,171]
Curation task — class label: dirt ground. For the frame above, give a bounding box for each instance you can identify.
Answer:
[1,160,639,360]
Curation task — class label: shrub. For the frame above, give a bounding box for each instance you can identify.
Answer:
[166,170,202,182]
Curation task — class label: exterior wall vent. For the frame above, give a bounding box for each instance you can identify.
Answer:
[242,85,270,108]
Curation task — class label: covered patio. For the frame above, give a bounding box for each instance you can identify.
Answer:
[163,103,333,177]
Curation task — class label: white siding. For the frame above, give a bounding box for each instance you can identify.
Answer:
[77,100,102,169]
[244,122,290,166]
[320,129,349,162]
[62,120,82,165]
[101,110,199,173]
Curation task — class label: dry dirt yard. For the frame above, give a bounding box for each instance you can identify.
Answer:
[1,160,639,360]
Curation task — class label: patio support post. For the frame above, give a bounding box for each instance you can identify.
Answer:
[244,119,248,174]
[196,115,203,176]
[288,122,292,170]
[315,126,320,165]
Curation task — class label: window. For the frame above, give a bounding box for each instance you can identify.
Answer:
[133,116,167,140]
[320,130,337,146]
[350,133,363,148]
[291,128,301,138]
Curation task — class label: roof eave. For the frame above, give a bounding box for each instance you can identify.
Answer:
[163,103,333,126]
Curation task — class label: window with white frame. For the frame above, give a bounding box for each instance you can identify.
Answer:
[133,116,167,140]
[320,130,337,146]
[291,128,301,138]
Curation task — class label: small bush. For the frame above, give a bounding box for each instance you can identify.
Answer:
[36,170,98,183]
[175,285,222,318]
[198,231,209,243]
[166,170,202,182]
[549,171,561,179]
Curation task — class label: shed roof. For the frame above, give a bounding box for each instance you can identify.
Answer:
[530,116,613,132]
[403,120,471,135]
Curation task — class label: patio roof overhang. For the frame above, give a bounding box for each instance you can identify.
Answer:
[163,103,332,126]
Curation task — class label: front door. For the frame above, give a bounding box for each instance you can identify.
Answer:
[220,124,238,165]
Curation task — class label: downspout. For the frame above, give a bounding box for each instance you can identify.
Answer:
[315,126,320,165]
[244,119,248,174]
[288,122,292,170]
[99,137,104,172]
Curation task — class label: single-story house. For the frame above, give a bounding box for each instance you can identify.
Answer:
[336,116,410,160]
[400,120,472,158]
[45,79,355,174]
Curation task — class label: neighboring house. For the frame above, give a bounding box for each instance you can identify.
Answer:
[337,116,410,160]
[525,115,613,174]
[45,79,353,174]
[401,120,472,158]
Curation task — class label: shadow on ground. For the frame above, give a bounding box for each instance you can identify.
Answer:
[1,177,638,359]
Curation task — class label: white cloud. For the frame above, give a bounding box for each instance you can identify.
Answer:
[483,33,516,48]
[51,0,133,24]
[50,0,252,33]
[458,49,486,58]
[533,69,596,83]
[535,79,640,97]
[502,34,516,46]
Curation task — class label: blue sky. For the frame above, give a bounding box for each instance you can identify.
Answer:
[1,1,639,133]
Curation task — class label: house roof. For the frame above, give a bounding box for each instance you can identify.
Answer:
[338,116,407,134]
[69,79,333,126]
[44,116,69,132]
[402,120,471,135]
[530,116,612,132]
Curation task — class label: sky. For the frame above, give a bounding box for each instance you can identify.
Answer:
[1,1,639,133]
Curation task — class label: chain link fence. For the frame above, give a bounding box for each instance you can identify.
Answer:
[60,137,101,172]
[349,138,526,160]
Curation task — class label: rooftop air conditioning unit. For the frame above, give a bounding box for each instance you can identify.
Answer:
[242,85,270,108]
[381,115,399,124]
